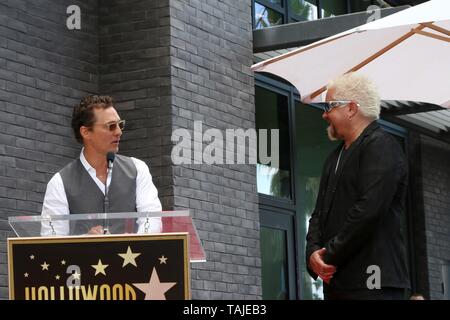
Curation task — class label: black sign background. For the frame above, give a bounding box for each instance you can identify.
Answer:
[8,234,189,300]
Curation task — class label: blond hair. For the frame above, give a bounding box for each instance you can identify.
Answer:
[327,72,380,120]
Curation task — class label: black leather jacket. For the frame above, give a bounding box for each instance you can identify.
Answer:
[306,121,411,290]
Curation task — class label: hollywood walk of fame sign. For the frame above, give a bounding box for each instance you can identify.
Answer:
[8,233,189,300]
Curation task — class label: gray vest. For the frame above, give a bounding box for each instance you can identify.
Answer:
[60,154,137,233]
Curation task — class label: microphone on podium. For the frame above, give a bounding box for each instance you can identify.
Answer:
[103,152,115,234]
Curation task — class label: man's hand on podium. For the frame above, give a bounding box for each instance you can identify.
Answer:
[87,225,105,235]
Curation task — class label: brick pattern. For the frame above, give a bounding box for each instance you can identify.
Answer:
[0,0,260,300]
[0,0,98,299]
[2,0,449,302]
[169,0,261,299]
[420,135,450,300]
[98,0,173,209]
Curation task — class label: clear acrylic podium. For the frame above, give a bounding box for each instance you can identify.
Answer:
[9,210,205,262]
[7,211,205,300]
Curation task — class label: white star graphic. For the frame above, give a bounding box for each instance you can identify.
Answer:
[118,246,141,267]
[158,255,168,264]
[133,268,176,300]
[55,275,60,280]
[24,273,29,277]
[91,259,109,276]
[30,255,35,260]
[61,260,66,265]
[73,271,81,280]
[41,262,50,271]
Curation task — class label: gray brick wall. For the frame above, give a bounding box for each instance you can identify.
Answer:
[420,135,450,300]
[169,0,260,299]
[98,0,173,209]
[1,0,260,300]
[2,0,448,302]
[0,0,98,299]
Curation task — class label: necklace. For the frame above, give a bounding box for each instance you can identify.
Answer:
[335,145,345,173]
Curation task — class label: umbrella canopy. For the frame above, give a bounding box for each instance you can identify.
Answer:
[251,0,450,107]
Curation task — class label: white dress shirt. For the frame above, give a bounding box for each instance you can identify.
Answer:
[41,150,162,236]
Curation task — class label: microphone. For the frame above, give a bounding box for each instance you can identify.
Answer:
[103,152,115,234]
[107,152,115,167]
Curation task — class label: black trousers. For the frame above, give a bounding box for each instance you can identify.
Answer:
[324,286,407,300]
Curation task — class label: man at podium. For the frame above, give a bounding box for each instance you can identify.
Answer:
[40,95,162,236]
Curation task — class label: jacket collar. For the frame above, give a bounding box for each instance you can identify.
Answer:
[361,120,379,138]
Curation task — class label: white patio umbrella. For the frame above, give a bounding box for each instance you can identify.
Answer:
[251,0,450,107]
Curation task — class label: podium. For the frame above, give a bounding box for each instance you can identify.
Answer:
[7,211,205,300]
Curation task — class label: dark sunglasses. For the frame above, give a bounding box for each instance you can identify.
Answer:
[310,100,358,112]
[94,119,126,131]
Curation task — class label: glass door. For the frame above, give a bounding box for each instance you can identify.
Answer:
[293,100,338,299]
[260,208,297,299]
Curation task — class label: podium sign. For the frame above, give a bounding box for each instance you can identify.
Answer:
[8,233,190,300]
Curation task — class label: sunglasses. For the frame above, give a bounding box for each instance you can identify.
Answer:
[93,119,126,131]
[311,100,358,112]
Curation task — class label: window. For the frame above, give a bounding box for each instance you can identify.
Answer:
[349,0,377,13]
[256,79,297,300]
[260,225,290,299]
[255,86,292,200]
[253,0,379,29]
[320,0,347,18]
[254,2,284,29]
[293,100,338,299]
[289,0,319,21]
[253,0,348,29]
[255,75,411,300]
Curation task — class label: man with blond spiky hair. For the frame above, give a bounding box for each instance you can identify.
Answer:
[306,72,410,300]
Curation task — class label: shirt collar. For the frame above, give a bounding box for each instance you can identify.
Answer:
[79,147,96,173]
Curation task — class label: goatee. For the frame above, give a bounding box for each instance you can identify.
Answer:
[327,125,338,141]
